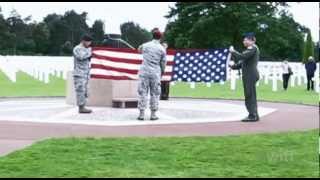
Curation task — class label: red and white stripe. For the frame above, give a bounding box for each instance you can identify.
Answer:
[90,47,175,81]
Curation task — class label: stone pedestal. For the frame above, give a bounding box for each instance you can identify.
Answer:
[66,71,138,107]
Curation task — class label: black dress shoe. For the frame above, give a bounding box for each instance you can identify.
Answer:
[241,116,259,122]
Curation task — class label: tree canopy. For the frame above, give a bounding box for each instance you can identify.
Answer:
[302,30,315,63]
[0,8,105,56]
[120,21,152,49]
[0,4,317,61]
[164,2,315,61]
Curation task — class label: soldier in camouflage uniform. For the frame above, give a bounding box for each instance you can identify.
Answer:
[73,34,93,114]
[137,28,167,121]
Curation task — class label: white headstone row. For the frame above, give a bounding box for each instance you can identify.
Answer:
[0,55,73,84]
[0,56,18,82]
[0,56,318,93]
[228,61,320,92]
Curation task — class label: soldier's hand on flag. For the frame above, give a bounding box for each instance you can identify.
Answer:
[160,70,164,77]
[228,60,234,67]
[162,43,168,49]
[228,61,235,69]
[138,45,143,53]
[229,46,234,53]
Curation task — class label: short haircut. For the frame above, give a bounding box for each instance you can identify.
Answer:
[81,34,93,41]
[152,28,162,40]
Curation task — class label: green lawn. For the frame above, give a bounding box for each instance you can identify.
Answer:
[0,70,318,105]
[0,70,65,97]
[0,71,318,177]
[0,130,318,178]
[170,81,319,105]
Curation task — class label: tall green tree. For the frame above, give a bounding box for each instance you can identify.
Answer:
[0,7,105,56]
[44,10,90,55]
[120,22,152,48]
[31,22,50,55]
[302,31,315,63]
[62,10,89,47]
[6,9,36,54]
[314,42,319,62]
[0,7,15,53]
[164,2,308,61]
[44,13,68,55]
[90,20,105,45]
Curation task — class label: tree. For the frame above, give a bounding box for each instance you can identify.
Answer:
[44,13,67,55]
[315,42,319,62]
[61,41,73,55]
[0,8,101,55]
[257,11,307,61]
[32,22,50,55]
[0,6,15,52]
[302,31,315,63]
[90,20,105,45]
[6,9,36,55]
[6,9,23,54]
[44,10,90,55]
[164,2,308,61]
[120,22,152,48]
[62,10,89,47]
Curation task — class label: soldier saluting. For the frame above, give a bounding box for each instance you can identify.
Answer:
[73,34,93,114]
[229,32,260,122]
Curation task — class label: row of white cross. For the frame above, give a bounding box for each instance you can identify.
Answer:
[0,55,73,83]
[228,62,320,92]
[0,55,319,92]
[174,61,320,93]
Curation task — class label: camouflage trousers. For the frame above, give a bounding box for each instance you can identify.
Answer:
[137,74,161,111]
[74,75,90,106]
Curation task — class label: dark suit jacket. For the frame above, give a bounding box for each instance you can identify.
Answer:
[305,61,317,76]
[231,44,260,81]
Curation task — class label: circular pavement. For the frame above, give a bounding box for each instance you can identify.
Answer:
[0,97,318,156]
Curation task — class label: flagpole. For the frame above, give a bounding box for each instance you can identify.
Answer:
[226,50,232,81]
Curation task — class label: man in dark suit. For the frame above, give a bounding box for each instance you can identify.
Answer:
[305,56,317,91]
[229,32,260,122]
[160,42,170,100]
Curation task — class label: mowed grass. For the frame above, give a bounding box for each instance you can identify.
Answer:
[0,130,318,178]
[170,80,319,105]
[0,71,318,177]
[0,70,65,97]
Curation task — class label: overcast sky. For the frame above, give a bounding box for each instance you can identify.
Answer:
[0,2,318,41]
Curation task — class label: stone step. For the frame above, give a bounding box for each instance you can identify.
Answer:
[112,98,138,108]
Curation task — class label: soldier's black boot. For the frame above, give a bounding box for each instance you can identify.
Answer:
[137,110,145,121]
[150,110,159,121]
[78,105,92,114]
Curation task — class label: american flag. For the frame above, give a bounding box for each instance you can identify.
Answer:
[90,47,229,83]
[172,49,229,83]
[90,47,175,81]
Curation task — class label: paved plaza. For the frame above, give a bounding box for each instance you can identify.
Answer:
[0,97,318,156]
[0,98,276,126]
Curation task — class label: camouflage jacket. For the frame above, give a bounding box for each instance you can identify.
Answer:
[73,44,92,77]
[138,40,167,77]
